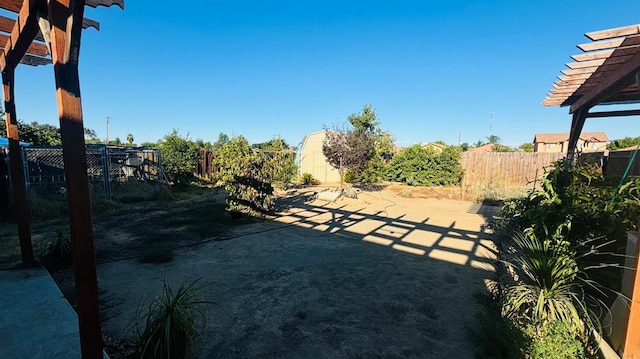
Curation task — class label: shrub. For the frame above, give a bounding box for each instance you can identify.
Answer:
[386,145,463,186]
[500,231,603,340]
[137,278,212,359]
[212,136,277,214]
[527,321,585,359]
[158,130,201,186]
[300,173,320,185]
[343,171,359,184]
[42,227,72,269]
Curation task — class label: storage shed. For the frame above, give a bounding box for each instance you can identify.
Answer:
[297,130,341,183]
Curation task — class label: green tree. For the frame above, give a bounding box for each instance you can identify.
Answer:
[343,105,394,183]
[492,144,515,152]
[474,139,487,147]
[360,129,395,183]
[487,135,502,144]
[608,136,640,150]
[212,133,230,151]
[0,118,98,146]
[140,141,158,148]
[519,143,534,152]
[158,130,201,185]
[460,142,470,152]
[127,133,134,146]
[84,128,100,144]
[348,104,379,135]
[251,136,289,151]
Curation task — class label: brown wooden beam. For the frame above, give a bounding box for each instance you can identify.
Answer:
[2,69,33,266]
[0,0,42,72]
[567,107,588,160]
[586,109,640,118]
[570,48,640,113]
[47,0,102,357]
[0,33,49,56]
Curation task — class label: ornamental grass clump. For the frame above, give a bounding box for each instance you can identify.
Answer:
[500,230,619,354]
[137,278,212,359]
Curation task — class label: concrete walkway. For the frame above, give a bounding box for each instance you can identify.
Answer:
[0,266,108,359]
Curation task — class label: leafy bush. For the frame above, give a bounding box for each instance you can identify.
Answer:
[158,130,201,186]
[472,293,530,359]
[527,321,585,359]
[499,158,639,247]
[386,145,463,186]
[137,278,211,359]
[494,157,639,356]
[212,136,285,214]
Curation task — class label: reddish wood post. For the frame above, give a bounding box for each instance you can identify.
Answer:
[2,69,34,265]
[47,0,103,357]
[567,107,587,160]
[624,233,640,358]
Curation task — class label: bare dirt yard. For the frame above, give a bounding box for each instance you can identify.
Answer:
[91,186,498,358]
[3,185,498,358]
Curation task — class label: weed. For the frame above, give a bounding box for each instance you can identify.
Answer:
[42,227,72,269]
[400,188,412,198]
[136,278,213,359]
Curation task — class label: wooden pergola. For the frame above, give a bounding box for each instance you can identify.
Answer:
[1,1,123,358]
[543,24,640,358]
[543,24,640,157]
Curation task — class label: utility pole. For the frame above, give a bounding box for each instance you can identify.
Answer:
[106,116,110,143]
[490,112,494,135]
[458,131,461,145]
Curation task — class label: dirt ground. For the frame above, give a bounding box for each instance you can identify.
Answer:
[89,186,497,358]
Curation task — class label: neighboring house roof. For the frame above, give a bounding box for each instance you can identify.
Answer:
[468,143,495,153]
[533,132,609,143]
[392,146,404,154]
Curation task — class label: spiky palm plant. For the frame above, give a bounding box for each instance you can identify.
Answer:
[500,231,608,341]
[137,278,212,359]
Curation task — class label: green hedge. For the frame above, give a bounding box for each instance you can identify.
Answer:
[385,145,463,186]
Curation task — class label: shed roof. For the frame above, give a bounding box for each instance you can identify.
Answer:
[543,24,640,111]
[533,131,609,143]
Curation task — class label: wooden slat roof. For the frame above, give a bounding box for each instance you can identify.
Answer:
[543,24,640,109]
[0,0,124,68]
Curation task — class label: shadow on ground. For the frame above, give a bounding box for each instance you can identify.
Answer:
[96,187,498,359]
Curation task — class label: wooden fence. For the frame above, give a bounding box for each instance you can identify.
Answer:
[606,149,640,177]
[460,152,565,187]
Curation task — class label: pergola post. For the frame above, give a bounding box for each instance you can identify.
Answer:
[47,0,103,357]
[2,68,33,265]
[567,107,588,160]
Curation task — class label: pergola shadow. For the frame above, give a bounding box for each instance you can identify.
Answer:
[275,190,497,272]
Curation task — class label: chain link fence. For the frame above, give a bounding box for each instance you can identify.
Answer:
[21,145,162,199]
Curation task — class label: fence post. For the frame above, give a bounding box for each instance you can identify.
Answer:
[101,145,110,198]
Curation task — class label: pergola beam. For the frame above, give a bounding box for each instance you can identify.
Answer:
[569,49,640,113]
[585,109,640,118]
[0,0,42,72]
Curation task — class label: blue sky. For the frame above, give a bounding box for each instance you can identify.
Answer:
[11,0,640,148]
